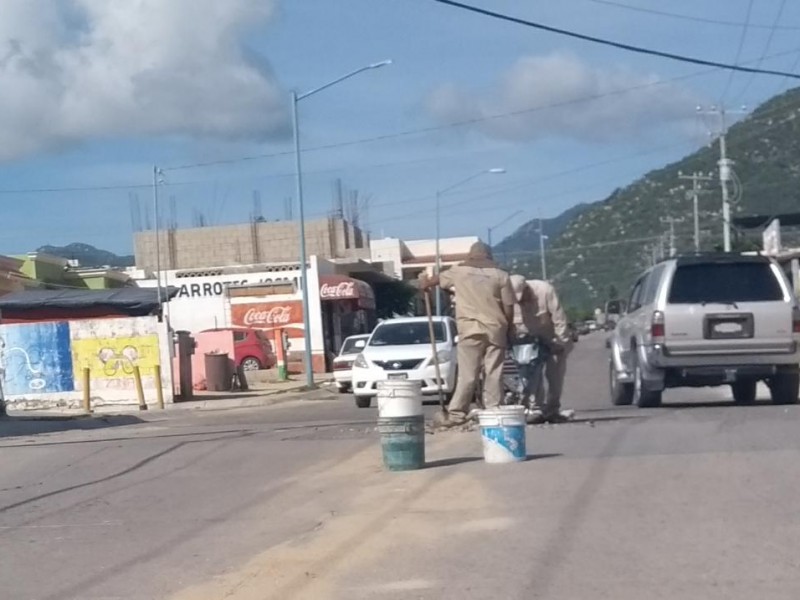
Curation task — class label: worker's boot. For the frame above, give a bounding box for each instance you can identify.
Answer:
[433,410,468,429]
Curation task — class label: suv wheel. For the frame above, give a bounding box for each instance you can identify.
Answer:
[633,363,662,408]
[769,372,799,405]
[355,396,371,408]
[609,360,633,406]
[731,380,757,404]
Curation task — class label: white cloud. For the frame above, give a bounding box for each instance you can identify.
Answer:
[0,0,287,161]
[426,53,700,143]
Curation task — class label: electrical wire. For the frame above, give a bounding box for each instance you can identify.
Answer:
[720,0,755,102]
[430,0,800,79]
[582,0,800,30]
[733,0,788,103]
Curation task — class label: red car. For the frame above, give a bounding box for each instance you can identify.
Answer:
[201,327,276,371]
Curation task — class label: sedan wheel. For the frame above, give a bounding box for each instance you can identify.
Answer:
[240,357,262,371]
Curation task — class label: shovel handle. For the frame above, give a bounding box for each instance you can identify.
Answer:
[424,290,447,412]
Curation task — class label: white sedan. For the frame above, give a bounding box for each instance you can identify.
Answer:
[351,316,458,408]
[332,334,370,393]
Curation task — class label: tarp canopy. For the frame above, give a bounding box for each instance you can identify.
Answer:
[0,287,178,315]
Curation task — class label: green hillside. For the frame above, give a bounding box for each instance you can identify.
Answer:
[503,86,800,311]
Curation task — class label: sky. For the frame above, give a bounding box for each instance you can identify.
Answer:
[2,0,800,255]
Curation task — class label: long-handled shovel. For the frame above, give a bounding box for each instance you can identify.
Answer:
[423,289,448,418]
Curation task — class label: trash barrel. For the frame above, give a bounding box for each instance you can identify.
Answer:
[205,352,232,392]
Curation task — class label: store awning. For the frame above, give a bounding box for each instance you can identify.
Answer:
[319,275,375,309]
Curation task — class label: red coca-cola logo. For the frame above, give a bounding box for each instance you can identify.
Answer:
[320,281,355,299]
[242,306,292,326]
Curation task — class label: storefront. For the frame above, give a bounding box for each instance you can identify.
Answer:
[132,257,378,373]
[318,275,376,370]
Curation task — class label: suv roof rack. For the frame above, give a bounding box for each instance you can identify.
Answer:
[675,252,769,265]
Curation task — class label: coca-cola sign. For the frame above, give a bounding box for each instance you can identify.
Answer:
[320,281,356,299]
[242,306,292,326]
[231,301,303,330]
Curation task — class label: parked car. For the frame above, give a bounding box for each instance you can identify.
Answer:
[200,327,275,371]
[351,316,458,408]
[608,254,800,408]
[332,334,370,393]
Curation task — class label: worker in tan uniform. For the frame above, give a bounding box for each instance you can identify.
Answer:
[509,274,547,412]
[420,241,515,427]
[527,278,574,423]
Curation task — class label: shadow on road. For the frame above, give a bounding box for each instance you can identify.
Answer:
[0,414,145,439]
[426,453,563,469]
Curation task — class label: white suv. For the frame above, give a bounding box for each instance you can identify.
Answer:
[608,254,800,407]
[351,316,458,408]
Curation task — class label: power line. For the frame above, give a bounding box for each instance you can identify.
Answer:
[584,0,800,30]
[720,0,755,102]
[430,0,800,79]
[161,45,800,174]
[734,0,788,102]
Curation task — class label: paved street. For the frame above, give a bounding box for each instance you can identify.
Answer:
[3,333,800,599]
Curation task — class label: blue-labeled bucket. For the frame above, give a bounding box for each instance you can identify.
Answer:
[377,415,425,471]
[477,406,527,463]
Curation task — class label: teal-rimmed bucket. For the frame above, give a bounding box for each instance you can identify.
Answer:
[377,415,425,471]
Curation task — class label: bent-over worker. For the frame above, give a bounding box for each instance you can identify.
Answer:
[527,278,574,423]
[420,241,515,427]
[509,274,548,411]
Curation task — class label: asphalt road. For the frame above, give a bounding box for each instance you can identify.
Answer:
[2,332,800,599]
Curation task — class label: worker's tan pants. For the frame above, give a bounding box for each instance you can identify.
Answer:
[447,333,505,418]
[534,351,568,418]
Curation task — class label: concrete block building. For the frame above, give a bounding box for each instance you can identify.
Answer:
[134,217,368,271]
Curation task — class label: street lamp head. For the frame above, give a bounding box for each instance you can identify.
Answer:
[369,59,393,69]
[487,168,506,174]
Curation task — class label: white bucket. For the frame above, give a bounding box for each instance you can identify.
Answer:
[377,380,423,418]
[477,405,527,464]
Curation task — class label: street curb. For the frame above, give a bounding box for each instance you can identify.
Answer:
[3,383,340,420]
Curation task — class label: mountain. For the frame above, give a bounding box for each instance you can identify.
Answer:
[37,243,135,268]
[504,86,800,312]
[493,203,590,256]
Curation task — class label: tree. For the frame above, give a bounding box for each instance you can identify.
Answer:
[607,284,620,301]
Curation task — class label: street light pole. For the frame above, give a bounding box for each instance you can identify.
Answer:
[538,217,548,279]
[152,165,163,310]
[434,168,506,315]
[292,60,391,389]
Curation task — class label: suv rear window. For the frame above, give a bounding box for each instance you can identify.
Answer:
[668,262,784,304]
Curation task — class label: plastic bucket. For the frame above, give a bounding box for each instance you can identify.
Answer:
[477,405,527,464]
[377,380,423,418]
[377,415,425,471]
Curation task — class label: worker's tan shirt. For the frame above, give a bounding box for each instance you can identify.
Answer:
[527,279,571,347]
[439,264,515,346]
[512,294,540,338]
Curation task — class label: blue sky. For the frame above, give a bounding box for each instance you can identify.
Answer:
[2,0,800,255]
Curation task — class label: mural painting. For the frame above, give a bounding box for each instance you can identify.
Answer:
[0,322,75,395]
[71,335,161,386]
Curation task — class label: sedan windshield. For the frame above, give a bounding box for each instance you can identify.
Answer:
[369,322,445,346]
[340,337,367,355]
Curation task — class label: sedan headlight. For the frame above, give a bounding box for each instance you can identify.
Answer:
[353,353,368,369]
[435,349,451,363]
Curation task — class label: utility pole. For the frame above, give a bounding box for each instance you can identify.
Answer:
[660,217,676,257]
[697,105,747,252]
[678,171,714,253]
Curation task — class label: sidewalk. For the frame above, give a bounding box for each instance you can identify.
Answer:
[2,374,338,420]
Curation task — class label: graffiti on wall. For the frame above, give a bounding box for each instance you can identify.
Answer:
[0,322,75,395]
[71,335,161,380]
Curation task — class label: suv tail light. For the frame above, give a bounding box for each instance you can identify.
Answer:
[793,309,800,334]
[651,311,665,343]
